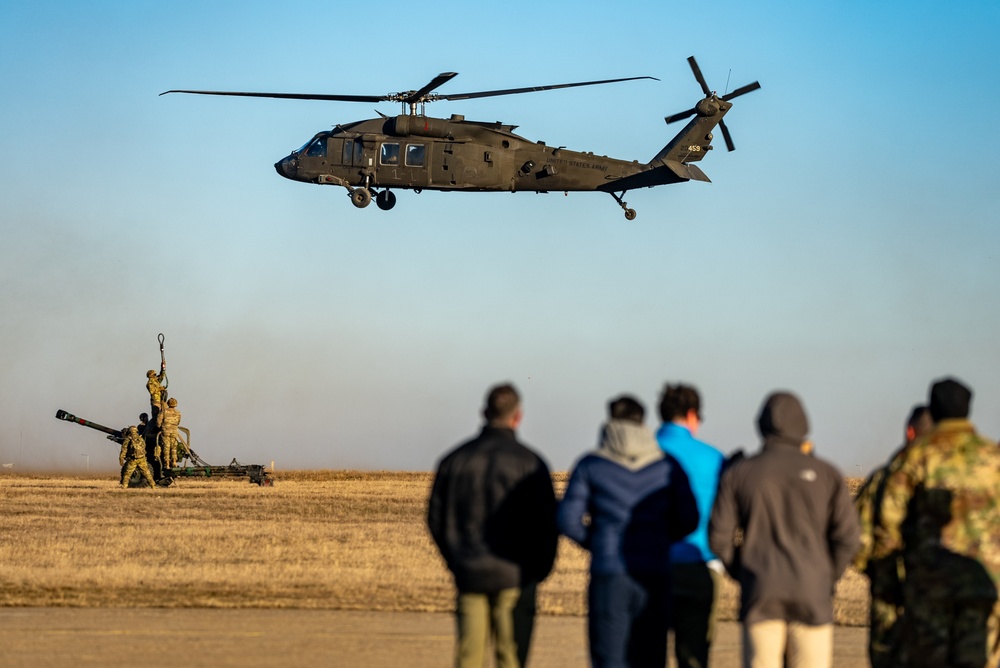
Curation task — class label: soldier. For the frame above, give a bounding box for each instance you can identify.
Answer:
[137,413,150,436]
[853,405,933,668]
[157,397,182,470]
[146,368,167,422]
[119,425,156,489]
[873,378,1000,668]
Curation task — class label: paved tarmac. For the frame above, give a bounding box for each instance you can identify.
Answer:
[0,608,868,667]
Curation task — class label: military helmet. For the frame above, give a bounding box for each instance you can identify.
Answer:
[167,398,178,407]
[147,370,156,377]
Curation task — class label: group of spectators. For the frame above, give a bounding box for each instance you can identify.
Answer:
[427,378,1000,668]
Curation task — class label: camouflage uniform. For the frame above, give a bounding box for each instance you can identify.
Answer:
[873,419,1000,668]
[119,426,156,488]
[146,369,166,415]
[853,451,905,668]
[157,399,182,469]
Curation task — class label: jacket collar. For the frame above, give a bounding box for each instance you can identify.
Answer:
[932,418,976,435]
[480,425,517,440]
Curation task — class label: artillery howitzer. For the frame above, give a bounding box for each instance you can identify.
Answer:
[55,409,274,487]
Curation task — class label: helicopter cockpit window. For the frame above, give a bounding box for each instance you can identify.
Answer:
[305,138,326,158]
[405,144,426,168]
[380,143,400,166]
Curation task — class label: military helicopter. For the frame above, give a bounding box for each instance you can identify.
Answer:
[161,57,759,220]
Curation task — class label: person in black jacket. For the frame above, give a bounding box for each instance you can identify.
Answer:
[709,391,860,668]
[427,383,558,668]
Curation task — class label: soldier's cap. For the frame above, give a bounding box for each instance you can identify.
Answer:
[167,397,177,407]
[147,370,156,377]
[929,377,972,421]
[756,391,809,447]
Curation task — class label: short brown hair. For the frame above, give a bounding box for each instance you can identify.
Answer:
[483,383,521,424]
[658,384,701,422]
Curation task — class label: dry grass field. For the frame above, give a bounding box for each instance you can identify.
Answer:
[0,471,870,626]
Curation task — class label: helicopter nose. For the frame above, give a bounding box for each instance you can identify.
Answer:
[274,155,298,180]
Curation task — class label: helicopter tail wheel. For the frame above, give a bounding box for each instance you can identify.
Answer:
[350,188,372,209]
[610,191,637,221]
[375,190,397,211]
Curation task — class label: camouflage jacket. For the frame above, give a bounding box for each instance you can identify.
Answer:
[119,432,146,464]
[873,419,1000,600]
[158,407,181,435]
[854,444,907,571]
[146,371,166,402]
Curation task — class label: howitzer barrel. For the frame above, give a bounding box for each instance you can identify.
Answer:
[54,410,123,441]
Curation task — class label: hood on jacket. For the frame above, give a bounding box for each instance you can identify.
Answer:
[594,420,664,471]
[756,392,809,449]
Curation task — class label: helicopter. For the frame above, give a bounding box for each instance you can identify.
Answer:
[160,57,760,220]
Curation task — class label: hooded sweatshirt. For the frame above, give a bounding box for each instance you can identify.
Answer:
[708,392,861,625]
[558,420,699,575]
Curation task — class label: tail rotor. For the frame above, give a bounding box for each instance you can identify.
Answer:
[664,56,760,151]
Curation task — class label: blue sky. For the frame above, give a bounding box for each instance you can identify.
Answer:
[2,1,998,474]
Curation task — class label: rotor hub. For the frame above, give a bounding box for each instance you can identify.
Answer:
[696,98,720,117]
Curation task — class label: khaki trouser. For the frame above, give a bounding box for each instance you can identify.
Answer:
[742,619,832,668]
[455,583,536,668]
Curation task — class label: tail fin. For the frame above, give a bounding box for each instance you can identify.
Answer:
[649,56,761,181]
[648,108,728,181]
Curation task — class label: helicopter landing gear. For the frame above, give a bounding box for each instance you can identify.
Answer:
[375,190,397,211]
[350,187,372,209]
[610,191,637,221]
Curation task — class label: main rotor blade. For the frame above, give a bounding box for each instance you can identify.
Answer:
[719,120,735,152]
[402,72,458,104]
[439,76,658,102]
[687,56,712,97]
[665,107,697,124]
[722,81,761,101]
[159,89,388,102]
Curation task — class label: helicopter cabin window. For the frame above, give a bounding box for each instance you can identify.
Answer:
[305,137,326,158]
[380,143,400,166]
[405,144,426,168]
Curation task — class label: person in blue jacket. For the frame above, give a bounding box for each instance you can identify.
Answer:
[559,395,699,668]
[656,383,725,668]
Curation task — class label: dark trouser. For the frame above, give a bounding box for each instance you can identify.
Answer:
[670,562,720,668]
[588,573,669,668]
[895,595,1000,668]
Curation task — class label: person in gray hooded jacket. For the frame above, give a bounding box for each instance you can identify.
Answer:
[559,395,699,668]
[708,392,860,668]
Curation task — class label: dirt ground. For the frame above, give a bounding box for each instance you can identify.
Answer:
[0,608,868,667]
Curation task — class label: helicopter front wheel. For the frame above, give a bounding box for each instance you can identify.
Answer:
[376,190,397,211]
[350,188,372,209]
[624,208,637,221]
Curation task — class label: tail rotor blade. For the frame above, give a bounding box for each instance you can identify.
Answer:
[722,81,761,102]
[719,120,736,151]
[665,107,697,124]
[687,56,712,96]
